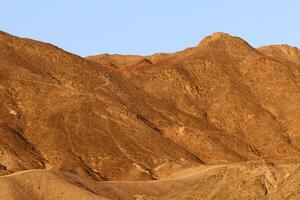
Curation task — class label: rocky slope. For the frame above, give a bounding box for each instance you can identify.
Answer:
[0,30,300,199]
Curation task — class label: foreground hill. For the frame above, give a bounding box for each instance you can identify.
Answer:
[0,30,300,199]
[1,161,300,199]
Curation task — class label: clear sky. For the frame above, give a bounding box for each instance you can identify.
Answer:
[1,1,299,56]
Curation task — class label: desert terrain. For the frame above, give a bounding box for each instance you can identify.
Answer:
[0,30,300,199]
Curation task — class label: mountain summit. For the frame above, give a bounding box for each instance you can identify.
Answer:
[197,32,260,58]
[198,32,238,46]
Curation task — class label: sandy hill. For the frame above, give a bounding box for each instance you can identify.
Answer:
[0,30,300,199]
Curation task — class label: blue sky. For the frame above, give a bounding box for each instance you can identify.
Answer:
[1,1,299,56]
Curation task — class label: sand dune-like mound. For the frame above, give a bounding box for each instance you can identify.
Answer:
[1,161,300,199]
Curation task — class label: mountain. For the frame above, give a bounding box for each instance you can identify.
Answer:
[0,30,300,199]
[88,32,300,164]
[0,31,204,182]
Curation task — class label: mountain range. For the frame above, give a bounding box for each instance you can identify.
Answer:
[0,31,300,199]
